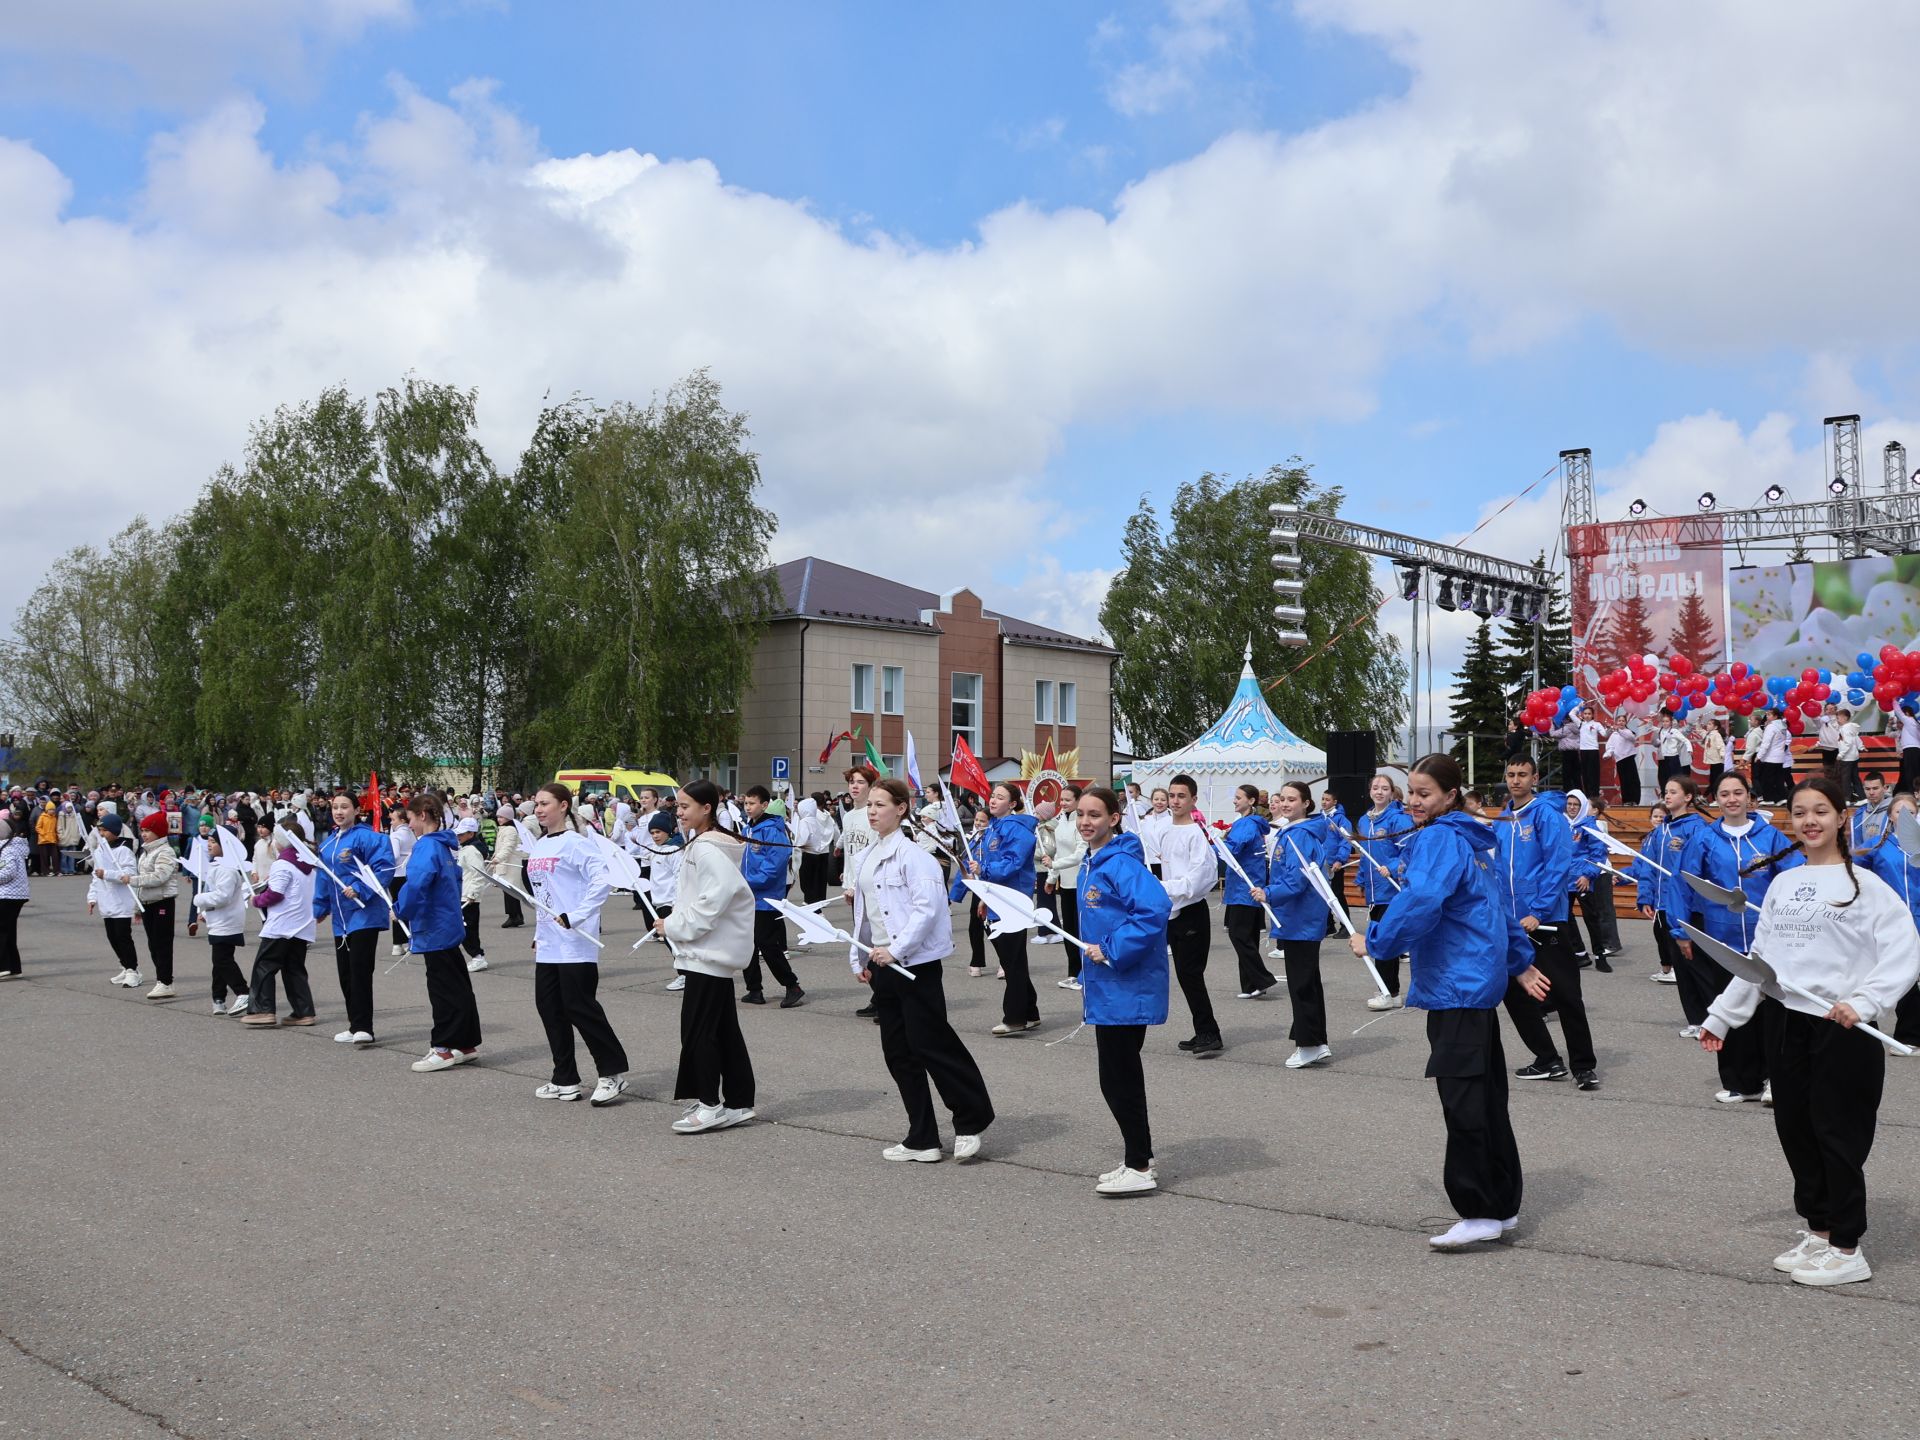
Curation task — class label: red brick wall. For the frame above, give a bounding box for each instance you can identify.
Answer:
[934,590,1001,759]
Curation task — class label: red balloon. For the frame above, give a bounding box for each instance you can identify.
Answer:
[1787,712,1805,734]
[1815,683,1830,700]
[1664,695,1682,712]
[1883,645,1902,663]
[1731,662,1749,679]
[1672,655,1693,676]
[1800,667,1818,683]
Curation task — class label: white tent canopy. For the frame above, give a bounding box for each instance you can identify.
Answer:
[1129,646,1328,798]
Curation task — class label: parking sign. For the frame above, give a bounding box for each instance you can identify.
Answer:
[771,756,790,781]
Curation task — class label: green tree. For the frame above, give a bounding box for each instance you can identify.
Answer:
[1666,588,1721,669]
[1497,549,1572,713]
[1099,465,1408,756]
[1449,619,1509,779]
[518,372,780,777]
[0,519,175,780]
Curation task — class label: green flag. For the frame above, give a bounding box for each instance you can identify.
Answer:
[863,737,889,776]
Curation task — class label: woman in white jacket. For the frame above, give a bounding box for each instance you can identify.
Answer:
[1046,784,1087,991]
[88,813,143,987]
[851,778,994,1163]
[491,805,525,928]
[657,778,757,1135]
[192,818,252,1015]
[527,783,628,1107]
[795,794,837,905]
[0,816,28,979]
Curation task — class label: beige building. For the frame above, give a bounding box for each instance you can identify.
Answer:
[728,557,1116,796]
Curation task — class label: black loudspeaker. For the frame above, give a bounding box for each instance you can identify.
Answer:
[1325,730,1377,823]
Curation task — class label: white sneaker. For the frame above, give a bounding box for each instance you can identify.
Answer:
[1773,1230,1831,1272]
[1792,1246,1871,1287]
[226,996,249,1017]
[1679,1025,1702,1039]
[1501,1215,1519,1233]
[1099,1159,1156,1182]
[883,1143,942,1163]
[1714,1088,1759,1104]
[411,1049,459,1072]
[1236,989,1261,1000]
[1430,1218,1504,1249]
[110,969,138,987]
[212,1000,226,1015]
[590,1074,629,1106]
[390,944,405,957]
[968,966,987,977]
[334,1030,357,1043]
[1284,1045,1333,1069]
[145,982,176,1000]
[719,1107,755,1129]
[1057,977,1083,990]
[954,1134,982,1162]
[351,1031,374,1045]
[1761,1080,1773,1107]
[1652,970,1677,984]
[466,955,489,972]
[1095,1166,1158,1196]
[673,1102,731,1133]
[1366,994,1403,1011]
[449,1048,478,1066]
[666,974,687,991]
[534,1082,582,1101]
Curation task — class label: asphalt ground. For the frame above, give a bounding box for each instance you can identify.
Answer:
[4,881,1920,1438]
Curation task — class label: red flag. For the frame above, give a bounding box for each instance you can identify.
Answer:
[366,771,383,832]
[816,729,852,765]
[951,735,990,799]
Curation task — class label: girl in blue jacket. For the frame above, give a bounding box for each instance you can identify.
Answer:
[1222,784,1276,999]
[1859,792,1920,1047]
[314,789,395,1047]
[1645,776,1713,1030]
[1359,753,1544,1250]
[1355,778,1410,1006]
[1257,781,1338,1069]
[394,793,483,1072]
[1075,786,1172,1196]
[968,782,1041,1035]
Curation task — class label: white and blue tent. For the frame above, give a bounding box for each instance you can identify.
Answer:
[1130,645,1328,797]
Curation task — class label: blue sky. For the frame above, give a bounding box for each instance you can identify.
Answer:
[6,1,1920,736]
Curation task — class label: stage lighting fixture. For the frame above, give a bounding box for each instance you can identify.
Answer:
[1490,588,1510,619]
[1764,484,1786,502]
[1434,576,1458,612]
[1471,584,1493,618]
[1628,499,1648,516]
[1829,476,1849,496]
[1525,592,1544,624]
[1267,502,1307,646]
[1395,564,1421,601]
[1696,491,1715,511]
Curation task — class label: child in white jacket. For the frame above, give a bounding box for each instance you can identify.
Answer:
[193,820,252,1015]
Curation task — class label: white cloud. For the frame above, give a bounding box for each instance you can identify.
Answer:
[1102,0,1253,117]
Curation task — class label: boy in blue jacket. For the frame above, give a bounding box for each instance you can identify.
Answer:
[1494,756,1599,1091]
[740,785,805,1009]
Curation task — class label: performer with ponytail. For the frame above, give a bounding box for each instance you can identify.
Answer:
[1700,775,1920,1287]
[850,778,994,1162]
[396,793,483,1073]
[1357,776,1410,1009]
[658,778,757,1133]
[1860,791,1920,1048]
[315,789,395,1046]
[527,783,627,1106]
[1222,783,1277,1000]
[1649,776,1714,1034]
[1256,780,1337,1068]
[970,781,1042,1036]
[1359,753,1545,1248]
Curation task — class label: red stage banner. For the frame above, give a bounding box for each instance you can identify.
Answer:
[1567,518,1725,706]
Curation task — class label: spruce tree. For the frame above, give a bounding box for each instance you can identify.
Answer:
[1450,619,1510,780]
[1498,549,1573,712]
[1665,590,1722,670]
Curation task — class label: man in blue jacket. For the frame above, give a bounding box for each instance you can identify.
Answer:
[741,785,805,1009]
[1494,757,1599,1091]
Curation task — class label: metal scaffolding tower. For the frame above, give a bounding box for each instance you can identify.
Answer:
[1828,414,1865,557]
[1560,447,1594,536]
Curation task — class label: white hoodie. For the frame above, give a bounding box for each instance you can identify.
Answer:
[661,831,754,978]
[1705,862,1920,1034]
[527,830,610,963]
[193,861,249,938]
[259,854,317,942]
[88,839,139,919]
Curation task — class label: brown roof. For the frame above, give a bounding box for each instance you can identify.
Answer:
[771,557,1114,653]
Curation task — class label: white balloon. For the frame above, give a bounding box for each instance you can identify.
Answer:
[1643,652,1661,669]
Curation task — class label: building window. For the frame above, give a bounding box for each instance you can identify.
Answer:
[851,663,874,713]
[1059,682,1077,726]
[951,671,982,753]
[1035,679,1054,724]
[881,665,905,716]
[882,753,904,781]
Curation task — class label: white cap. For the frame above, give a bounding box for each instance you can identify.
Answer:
[454,817,479,836]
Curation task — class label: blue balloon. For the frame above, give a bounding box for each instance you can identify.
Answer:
[1560,685,1578,700]
[1818,668,1832,685]
[1849,688,1868,706]
[1858,651,1877,670]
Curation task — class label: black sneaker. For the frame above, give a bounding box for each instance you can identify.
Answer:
[1189,1035,1224,1057]
[1515,1060,1568,1081]
[1574,1070,1600,1091]
[780,987,806,1010]
[1176,1036,1199,1052]
[854,1002,878,1018]
[1594,955,1613,973]
[742,992,766,1006]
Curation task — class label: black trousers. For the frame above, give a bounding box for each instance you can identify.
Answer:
[1280,937,1327,1046]
[1839,758,1862,802]
[1616,760,1641,805]
[1226,904,1278,993]
[333,927,377,1035]
[423,947,483,1051]
[1052,890,1081,978]
[503,886,524,925]
[675,969,754,1108]
[104,916,139,970]
[993,930,1037,1025]
[1574,876,1621,957]
[460,901,485,960]
[208,933,247,1002]
[1902,746,1920,796]
[250,937,314,1018]
[743,909,798,995]
[872,960,993,1148]
[1367,902,1402,996]
[967,902,986,969]
[0,897,21,974]
[1894,985,1920,1046]
[1579,750,1600,800]
[1501,926,1596,1072]
[1668,915,1716,1028]
[1769,1006,1885,1249]
[1095,1023,1153,1171]
[799,851,831,905]
[1168,902,1218,1042]
[535,962,627,1087]
[139,896,175,984]
[1559,750,1579,792]
[1650,911,1684,978]
[35,842,58,877]
[1427,1008,1523,1221]
[1708,985,1770,1097]
[388,878,408,946]
[1706,763,1725,795]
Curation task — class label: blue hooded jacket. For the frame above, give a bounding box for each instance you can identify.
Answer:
[1075,832,1171,1026]
[975,812,1039,919]
[1264,815,1335,942]
[1865,830,1920,931]
[1678,814,1801,948]
[1222,813,1270,907]
[1568,813,1612,892]
[1353,802,1410,905]
[394,828,463,953]
[313,821,394,935]
[1648,810,1710,926]
[1494,790,1573,924]
[742,814,790,910]
[1366,810,1534,1010]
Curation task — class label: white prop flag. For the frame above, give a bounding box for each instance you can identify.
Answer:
[939,785,974,869]
[513,817,539,851]
[1680,922,1915,1057]
[591,833,646,894]
[1288,838,1390,998]
[1332,820,1402,892]
[1594,825,1664,876]
[766,895,918,980]
[91,828,144,911]
[181,836,212,886]
[476,868,603,949]
[213,825,252,872]
[961,877,1092,954]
